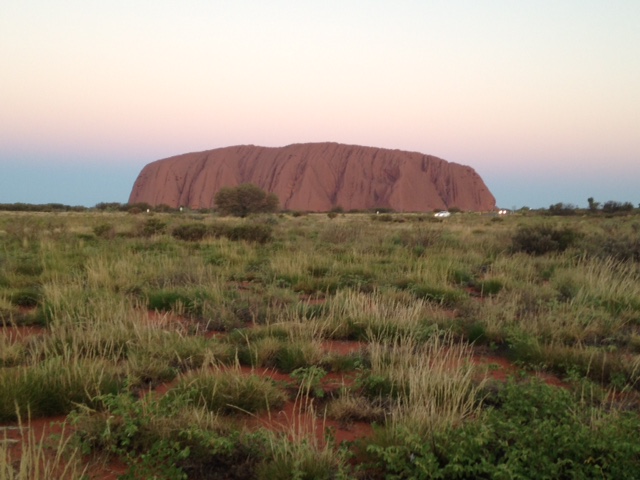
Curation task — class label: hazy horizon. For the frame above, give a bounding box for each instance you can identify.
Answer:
[2,1,638,209]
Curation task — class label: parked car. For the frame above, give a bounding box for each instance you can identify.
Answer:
[434,211,451,218]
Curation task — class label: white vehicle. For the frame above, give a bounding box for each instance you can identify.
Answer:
[434,211,451,218]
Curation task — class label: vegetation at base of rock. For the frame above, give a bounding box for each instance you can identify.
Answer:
[214,183,279,217]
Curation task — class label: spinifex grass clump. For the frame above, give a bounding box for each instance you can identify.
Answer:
[231,333,324,373]
[366,332,482,438]
[7,286,41,309]
[317,289,439,341]
[256,411,351,480]
[255,377,353,480]
[0,355,123,421]
[170,367,287,415]
[0,336,25,367]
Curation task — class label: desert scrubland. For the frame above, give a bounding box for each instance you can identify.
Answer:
[2,209,640,478]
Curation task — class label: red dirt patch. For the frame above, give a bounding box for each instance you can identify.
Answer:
[251,398,374,446]
[472,349,569,388]
[472,354,518,382]
[1,324,46,343]
[321,340,364,356]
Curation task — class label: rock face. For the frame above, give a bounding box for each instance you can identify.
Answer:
[129,143,496,212]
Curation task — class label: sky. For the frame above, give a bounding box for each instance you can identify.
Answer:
[1,1,639,209]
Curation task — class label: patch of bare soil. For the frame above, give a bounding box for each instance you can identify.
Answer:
[1,324,46,343]
[250,398,374,446]
[471,348,569,388]
[320,340,363,356]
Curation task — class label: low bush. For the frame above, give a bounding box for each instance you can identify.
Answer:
[512,224,579,255]
[290,366,327,398]
[476,278,504,296]
[409,284,466,307]
[171,369,287,415]
[362,379,640,479]
[586,233,640,262]
[226,224,273,244]
[171,223,209,241]
[93,223,116,239]
[139,217,167,237]
[0,357,123,421]
[72,392,265,480]
[8,286,41,308]
[146,289,199,314]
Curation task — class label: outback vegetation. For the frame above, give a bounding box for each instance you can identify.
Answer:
[214,184,279,218]
[1,207,640,478]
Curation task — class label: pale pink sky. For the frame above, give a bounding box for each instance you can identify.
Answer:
[1,1,639,207]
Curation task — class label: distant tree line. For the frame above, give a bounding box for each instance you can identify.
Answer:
[0,203,88,212]
[0,202,178,213]
[545,198,638,216]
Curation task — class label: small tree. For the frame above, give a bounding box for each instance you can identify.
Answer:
[214,184,279,217]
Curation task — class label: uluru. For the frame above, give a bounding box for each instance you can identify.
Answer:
[128,142,496,212]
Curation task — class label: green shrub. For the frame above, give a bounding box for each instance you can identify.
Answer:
[356,372,395,399]
[586,233,640,262]
[139,218,167,237]
[226,224,273,244]
[409,284,465,307]
[215,184,279,217]
[146,289,210,317]
[0,357,123,421]
[449,269,473,285]
[290,366,327,398]
[93,223,116,239]
[275,344,314,373]
[147,290,193,312]
[171,223,209,241]
[476,278,504,296]
[14,260,44,277]
[512,224,578,255]
[363,380,640,479]
[72,393,264,480]
[9,286,41,308]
